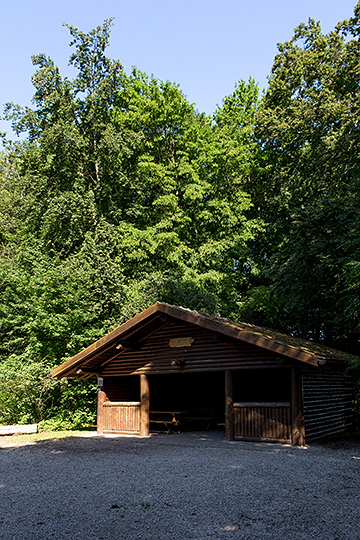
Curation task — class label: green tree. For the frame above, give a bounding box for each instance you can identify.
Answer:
[254,2,360,353]
[0,21,262,425]
[3,19,125,255]
[0,20,125,426]
[111,72,262,316]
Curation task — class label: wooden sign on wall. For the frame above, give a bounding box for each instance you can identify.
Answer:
[169,337,194,348]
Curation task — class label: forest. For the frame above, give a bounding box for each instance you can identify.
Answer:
[1,4,360,429]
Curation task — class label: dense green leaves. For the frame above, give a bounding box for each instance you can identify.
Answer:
[266,199,360,347]
[1,7,360,426]
[254,4,360,354]
[0,20,263,425]
[257,17,360,209]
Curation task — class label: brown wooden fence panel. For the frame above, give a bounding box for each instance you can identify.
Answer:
[103,401,141,434]
[233,402,291,443]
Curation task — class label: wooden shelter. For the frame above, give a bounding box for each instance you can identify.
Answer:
[50,302,355,445]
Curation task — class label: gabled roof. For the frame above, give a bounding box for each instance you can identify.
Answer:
[50,302,357,378]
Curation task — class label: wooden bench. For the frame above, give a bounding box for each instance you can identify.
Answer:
[150,411,184,433]
[149,410,218,433]
[0,424,38,436]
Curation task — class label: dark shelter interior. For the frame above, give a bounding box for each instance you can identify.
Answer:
[148,372,225,430]
[233,369,291,402]
[103,368,291,433]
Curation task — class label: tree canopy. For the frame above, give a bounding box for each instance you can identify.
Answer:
[1,6,360,427]
[0,19,262,426]
[254,4,360,352]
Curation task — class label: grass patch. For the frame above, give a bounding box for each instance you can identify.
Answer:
[0,430,95,448]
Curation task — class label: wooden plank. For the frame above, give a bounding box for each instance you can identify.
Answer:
[102,359,284,377]
[234,402,290,408]
[157,304,319,366]
[102,402,140,433]
[73,324,291,377]
[103,401,141,407]
[169,337,194,348]
[233,402,292,443]
[140,374,150,436]
[50,305,163,378]
[0,424,38,435]
[52,303,357,381]
[51,303,321,379]
[97,348,128,370]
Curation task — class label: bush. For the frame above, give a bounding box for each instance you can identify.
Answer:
[0,357,57,425]
[38,410,96,432]
[0,357,97,427]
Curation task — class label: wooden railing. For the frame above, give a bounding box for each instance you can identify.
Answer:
[102,401,141,434]
[233,402,291,443]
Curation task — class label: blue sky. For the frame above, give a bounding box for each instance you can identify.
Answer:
[0,0,357,137]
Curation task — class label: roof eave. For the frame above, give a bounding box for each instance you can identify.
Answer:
[50,302,338,378]
[50,303,162,378]
[155,303,320,367]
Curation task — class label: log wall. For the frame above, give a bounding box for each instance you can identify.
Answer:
[101,322,280,376]
[302,367,353,442]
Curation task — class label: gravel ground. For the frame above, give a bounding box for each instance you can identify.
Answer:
[0,430,359,540]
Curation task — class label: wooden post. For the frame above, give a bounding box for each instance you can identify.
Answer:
[97,390,106,434]
[225,370,234,441]
[140,374,150,436]
[291,367,305,446]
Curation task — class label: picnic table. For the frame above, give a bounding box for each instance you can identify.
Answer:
[149,410,218,433]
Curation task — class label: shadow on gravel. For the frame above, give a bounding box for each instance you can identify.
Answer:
[0,429,291,451]
[310,431,360,450]
[1,429,359,456]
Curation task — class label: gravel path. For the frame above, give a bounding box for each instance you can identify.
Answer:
[0,431,359,540]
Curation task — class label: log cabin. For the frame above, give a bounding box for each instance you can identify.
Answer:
[50,302,356,445]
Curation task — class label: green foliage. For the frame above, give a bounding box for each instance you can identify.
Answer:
[266,198,360,348]
[257,15,360,209]
[254,3,360,355]
[1,8,360,428]
[0,20,263,426]
[0,352,96,427]
[0,358,56,424]
[111,71,262,316]
[37,378,97,431]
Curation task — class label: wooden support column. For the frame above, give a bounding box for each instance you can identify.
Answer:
[140,374,150,436]
[97,389,106,434]
[225,370,234,441]
[291,367,305,446]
